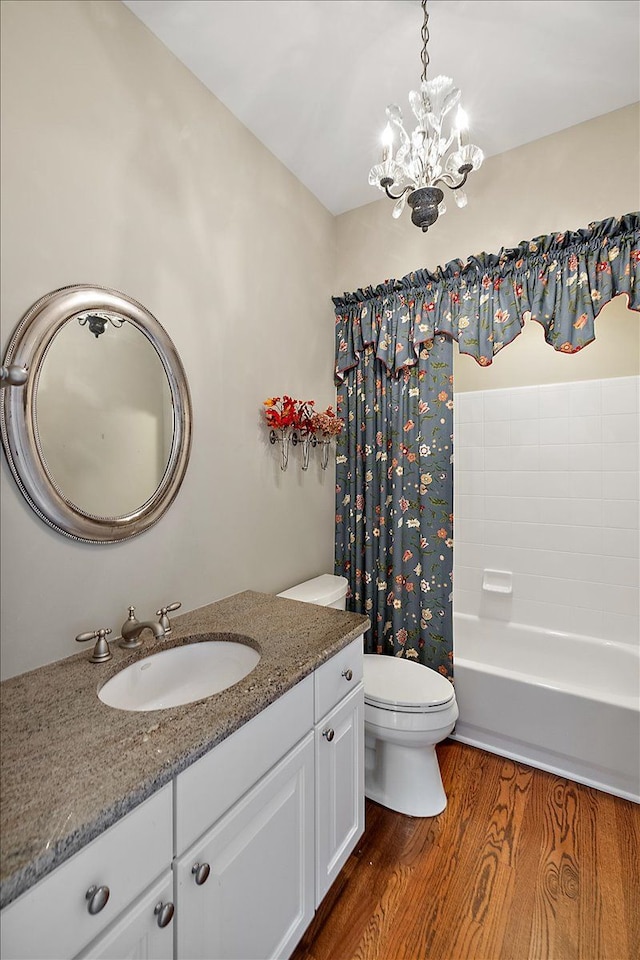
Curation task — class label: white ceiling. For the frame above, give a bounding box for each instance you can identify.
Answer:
[123,0,640,216]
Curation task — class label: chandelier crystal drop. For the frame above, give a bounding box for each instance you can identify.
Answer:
[368,0,483,232]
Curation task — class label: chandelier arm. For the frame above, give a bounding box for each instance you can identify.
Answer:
[433,163,473,192]
[380,178,414,201]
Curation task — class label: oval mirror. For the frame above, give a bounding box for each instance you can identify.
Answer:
[0,285,192,542]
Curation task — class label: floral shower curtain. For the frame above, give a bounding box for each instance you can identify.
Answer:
[333,212,639,676]
[335,333,454,676]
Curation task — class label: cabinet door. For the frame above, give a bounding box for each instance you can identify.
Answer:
[175,733,314,960]
[315,683,364,906]
[75,872,174,960]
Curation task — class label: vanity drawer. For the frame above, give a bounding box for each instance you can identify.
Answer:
[314,635,363,721]
[0,783,172,960]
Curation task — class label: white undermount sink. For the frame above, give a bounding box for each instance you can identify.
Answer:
[98,637,261,711]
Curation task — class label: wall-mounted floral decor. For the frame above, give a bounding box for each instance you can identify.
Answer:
[263,397,344,471]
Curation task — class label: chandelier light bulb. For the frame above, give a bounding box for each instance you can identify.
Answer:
[381,123,394,163]
[456,106,469,131]
[368,0,483,232]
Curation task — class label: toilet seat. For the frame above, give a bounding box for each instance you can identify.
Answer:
[363,654,455,713]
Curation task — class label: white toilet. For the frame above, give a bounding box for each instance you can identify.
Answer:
[278,574,458,818]
[363,654,458,817]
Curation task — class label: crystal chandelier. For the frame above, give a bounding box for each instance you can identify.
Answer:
[368,0,484,232]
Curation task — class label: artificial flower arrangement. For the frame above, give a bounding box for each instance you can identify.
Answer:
[263,395,303,431]
[310,405,344,438]
[263,397,343,436]
[263,397,344,470]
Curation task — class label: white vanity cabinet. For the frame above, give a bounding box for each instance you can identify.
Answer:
[313,638,364,905]
[0,784,173,960]
[1,636,365,960]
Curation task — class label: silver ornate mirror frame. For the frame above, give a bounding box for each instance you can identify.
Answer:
[0,285,192,543]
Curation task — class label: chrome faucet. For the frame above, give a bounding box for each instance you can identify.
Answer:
[120,605,165,649]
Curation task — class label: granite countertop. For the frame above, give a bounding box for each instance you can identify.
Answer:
[0,590,369,910]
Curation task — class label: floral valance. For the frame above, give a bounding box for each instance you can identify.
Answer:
[333,212,640,380]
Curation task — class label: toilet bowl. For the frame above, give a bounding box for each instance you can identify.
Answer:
[277,574,458,818]
[364,654,458,817]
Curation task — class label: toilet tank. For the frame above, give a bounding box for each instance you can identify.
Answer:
[277,574,348,610]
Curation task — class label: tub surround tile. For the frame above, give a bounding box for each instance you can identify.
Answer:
[601,377,639,414]
[601,528,640,558]
[607,612,640,645]
[484,391,510,422]
[510,418,540,445]
[538,445,569,472]
[456,446,485,471]
[511,444,541,472]
[567,499,603,527]
[570,415,603,444]
[454,469,486,497]
[511,497,542,524]
[568,470,603,499]
[604,499,639,528]
[484,421,510,446]
[605,442,639,472]
[539,385,570,419]
[455,494,485,520]
[602,413,639,443]
[454,421,483,447]
[484,445,512,472]
[568,443,603,471]
[600,584,639,618]
[0,592,369,909]
[508,386,539,420]
[454,377,639,644]
[485,496,512,522]
[569,380,602,417]
[539,417,570,445]
[602,472,639,501]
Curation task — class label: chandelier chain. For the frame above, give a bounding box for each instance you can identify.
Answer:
[369,0,484,231]
[420,0,429,83]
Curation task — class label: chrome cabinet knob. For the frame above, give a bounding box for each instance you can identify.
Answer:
[154,901,175,928]
[85,884,110,915]
[191,862,210,885]
[323,728,335,742]
[342,668,353,681]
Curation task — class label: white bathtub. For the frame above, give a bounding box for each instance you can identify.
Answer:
[451,613,640,803]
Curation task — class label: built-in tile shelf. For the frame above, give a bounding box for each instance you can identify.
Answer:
[453,377,640,644]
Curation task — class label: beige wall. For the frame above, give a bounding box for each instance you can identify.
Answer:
[335,105,640,391]
[0,0,337,679]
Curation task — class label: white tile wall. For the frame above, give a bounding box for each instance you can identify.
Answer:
[454,377,640,646]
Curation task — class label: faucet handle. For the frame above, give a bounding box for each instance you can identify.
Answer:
[156,602,181,635]
[76,627,113,663]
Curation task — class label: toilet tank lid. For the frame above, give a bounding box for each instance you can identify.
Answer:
[277,574,348,606]
[363,654,454,708]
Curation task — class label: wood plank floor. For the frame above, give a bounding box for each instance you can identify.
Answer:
[292,740,640,960]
